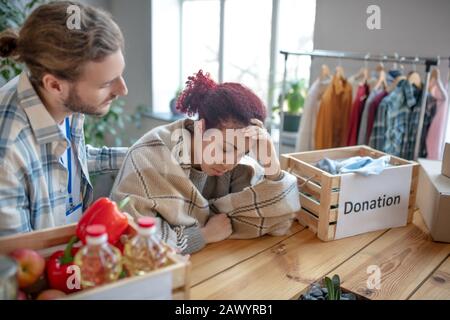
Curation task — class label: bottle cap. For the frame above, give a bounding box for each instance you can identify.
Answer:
[137,217,156,228]
[86,224,107,237]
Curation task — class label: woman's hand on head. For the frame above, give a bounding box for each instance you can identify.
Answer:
[201,213,232,244]
[243,119,281,179]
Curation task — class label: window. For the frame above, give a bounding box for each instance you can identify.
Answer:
[181,0,220,83]
[223,0,272,103]
[152,0,317,116]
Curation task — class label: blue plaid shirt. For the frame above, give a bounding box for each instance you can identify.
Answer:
[369,80,418,157]
[369,80,436,160]
[0,72,128,236]
[383,80,418,158]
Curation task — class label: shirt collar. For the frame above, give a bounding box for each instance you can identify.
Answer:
[17,71,84,145]
[398,79,419,108]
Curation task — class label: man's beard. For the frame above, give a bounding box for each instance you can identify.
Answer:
[64,86,115,117]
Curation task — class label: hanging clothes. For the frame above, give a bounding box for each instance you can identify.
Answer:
[370,80,418,157]
[357,88,383,145]
[315,74,353,149]
[367,90,389,149]
[403,94,437,159]
[381,80,421,159]
[347,82,370,146]
[426,76,449,160]
[296,78,330,151]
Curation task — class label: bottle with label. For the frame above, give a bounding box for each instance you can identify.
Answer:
[123,217,168,276]
[74,224,122,288]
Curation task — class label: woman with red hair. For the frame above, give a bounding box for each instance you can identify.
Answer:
[112,70,300,254]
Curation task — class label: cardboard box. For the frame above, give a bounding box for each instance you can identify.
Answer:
[442,143,450,178]
[417,159,450,243]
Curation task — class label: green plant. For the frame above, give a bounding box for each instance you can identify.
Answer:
[324,274,342,300]
[285,79,307,115]
[299,274,358,300]
[0,0,47,83]
[83,100,146,147]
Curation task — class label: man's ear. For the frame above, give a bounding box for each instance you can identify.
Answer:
[41,73,69,97]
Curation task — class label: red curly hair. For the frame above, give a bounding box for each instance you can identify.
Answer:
[176,70,267,129]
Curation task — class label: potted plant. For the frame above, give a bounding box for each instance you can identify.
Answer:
[283,80,306,132]
[299,274,365,300]
[169,88,183,116]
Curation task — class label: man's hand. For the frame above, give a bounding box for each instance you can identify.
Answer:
[200,213,232,244]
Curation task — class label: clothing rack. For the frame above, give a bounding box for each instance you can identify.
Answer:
[278,49,440,160]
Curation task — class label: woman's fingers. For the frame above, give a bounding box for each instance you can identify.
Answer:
[250,118,264,128]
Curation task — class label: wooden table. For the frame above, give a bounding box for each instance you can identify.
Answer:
[189,211,450,300]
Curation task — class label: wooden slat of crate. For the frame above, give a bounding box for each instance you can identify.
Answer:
[409,256,450,300]
[286,157,325,186]
[297,209,336,239]
[288,158,341,188]
[325,211,450,300]
[359,145,412,166]
[0,224,77,254]
[190,227,386,300]
[289,146,362,165]
[317,174,334,241]
[298,195,338,223]
[190,223,304,286]
[407,164,420,223]
[299,193,320,215]
[293,172,321,198]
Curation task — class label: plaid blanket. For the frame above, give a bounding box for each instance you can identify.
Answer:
[111,119,300,253]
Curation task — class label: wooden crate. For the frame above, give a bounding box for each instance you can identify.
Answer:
[280,145,419,241]
[0,223,190,300]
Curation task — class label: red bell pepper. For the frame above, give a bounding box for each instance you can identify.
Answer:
[46,236,80,294]
[76,197,130,245]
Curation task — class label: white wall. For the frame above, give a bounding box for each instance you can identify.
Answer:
[88,0,154,144]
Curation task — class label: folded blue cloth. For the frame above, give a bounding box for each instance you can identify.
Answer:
[315,155,391,176]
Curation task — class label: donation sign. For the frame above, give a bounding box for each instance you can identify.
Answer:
[334,165,412,239]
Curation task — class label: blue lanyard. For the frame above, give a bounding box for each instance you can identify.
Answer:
[63,117,83,217]
[65,117,73,206]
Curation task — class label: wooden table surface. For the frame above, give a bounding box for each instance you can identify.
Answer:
[189,211,450,300]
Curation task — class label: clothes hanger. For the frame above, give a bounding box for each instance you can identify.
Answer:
[320,64,331,81]
[430,67,439,82]
[362,53,370,83]
[407,56,422,89]
[336,65,345,79]
[428,67,440,92]
[335,56,345,79]
[348,53,370,85]
[374,65,387,91]
[386,55,407,92]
